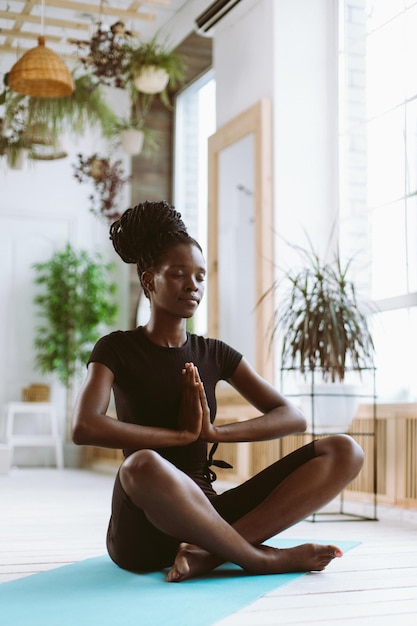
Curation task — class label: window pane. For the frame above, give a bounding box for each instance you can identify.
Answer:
[367,108,405,207]
[405,3,417,98]
[407,197,417,291]
[374,307,417,402]
[343,0,417,403]
[406,99,417,196]
[366,12,405,117]
[371,201,407,299]
[174,72,215,336]
[367,0,405,30]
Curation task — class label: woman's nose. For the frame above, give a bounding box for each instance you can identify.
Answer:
[185,277,198,291]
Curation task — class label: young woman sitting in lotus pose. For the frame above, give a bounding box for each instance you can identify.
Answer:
[72,200,364,582]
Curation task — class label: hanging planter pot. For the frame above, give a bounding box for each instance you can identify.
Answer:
[124,37,186,98]
[133,66,169,94]
[119,128,144,155]
[26,123,68,161]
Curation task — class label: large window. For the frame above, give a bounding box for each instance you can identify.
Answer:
[174,71,216,335]
[341,0,417,402]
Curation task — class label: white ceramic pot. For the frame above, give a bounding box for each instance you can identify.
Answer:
[133,66,169,94]
[298,382,361,434]
[119,129,144,155]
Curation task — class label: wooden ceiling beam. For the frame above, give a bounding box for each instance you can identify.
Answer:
[0,28,62,42]
[0,10,90,30]
[0,43,79,60]
[23,0,157,21]
[0,0,171,58]
[2,2,36,62]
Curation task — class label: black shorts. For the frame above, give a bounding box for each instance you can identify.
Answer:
[106,440,316,572]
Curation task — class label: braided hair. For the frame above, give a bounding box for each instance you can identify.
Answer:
[109,200,201,298]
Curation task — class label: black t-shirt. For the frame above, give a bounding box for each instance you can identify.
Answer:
[88,327,242,485]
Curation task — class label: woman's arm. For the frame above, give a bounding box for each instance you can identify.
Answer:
[199,358,307,443]
[72,361,202,449]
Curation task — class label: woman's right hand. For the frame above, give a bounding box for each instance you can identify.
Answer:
[178,362,204,441]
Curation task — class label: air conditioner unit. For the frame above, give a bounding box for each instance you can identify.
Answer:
[195,0,242,35]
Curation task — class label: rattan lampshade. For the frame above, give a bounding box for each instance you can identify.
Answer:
[8,36,74,98]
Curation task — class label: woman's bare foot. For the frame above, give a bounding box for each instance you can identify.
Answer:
[257,542,343,574]
[166,543,218,582]
[166,541,343,582]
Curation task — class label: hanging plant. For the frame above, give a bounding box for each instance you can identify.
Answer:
[3,72,117,144]
[73,153,131,221]
[122,36,186,107]
[71,21,132,89]
[104,105,159,156]
[0,105,34,168]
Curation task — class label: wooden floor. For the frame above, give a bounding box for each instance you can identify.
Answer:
[1,468,417,625]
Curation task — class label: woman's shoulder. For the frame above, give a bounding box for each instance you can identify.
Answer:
[188,333,242,367]
[189,333,238,350]
[97,327,143,343]
[88,328,145,372]
[92,328,144,354]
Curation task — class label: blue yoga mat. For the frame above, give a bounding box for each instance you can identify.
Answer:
[0,538,359,626]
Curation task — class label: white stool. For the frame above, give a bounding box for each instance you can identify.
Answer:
[5,402,63,469]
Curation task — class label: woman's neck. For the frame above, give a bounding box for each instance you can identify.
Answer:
[142,319,188,348]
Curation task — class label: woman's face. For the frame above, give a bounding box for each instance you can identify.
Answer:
[145,243,206,319]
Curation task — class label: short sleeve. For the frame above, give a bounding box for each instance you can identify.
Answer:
[212,339,243,380]
[87,332,125,379]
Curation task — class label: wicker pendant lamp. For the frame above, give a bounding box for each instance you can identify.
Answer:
[8,35,73,98]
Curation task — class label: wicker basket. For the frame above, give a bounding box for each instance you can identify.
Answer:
[8,36,73,98]
[22,384,50,402]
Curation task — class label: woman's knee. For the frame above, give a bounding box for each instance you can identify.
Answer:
[119,449,163,496]
[316,434,364,475]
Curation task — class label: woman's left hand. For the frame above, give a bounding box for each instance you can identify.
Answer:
[195,366,218,442]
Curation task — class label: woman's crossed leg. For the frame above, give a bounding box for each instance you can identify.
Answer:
[119,434,363,581]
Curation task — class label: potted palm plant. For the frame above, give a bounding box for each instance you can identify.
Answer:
[266,241,375,433]
[32,244,118,459]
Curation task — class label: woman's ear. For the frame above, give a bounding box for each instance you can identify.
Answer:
[141,270,154,296]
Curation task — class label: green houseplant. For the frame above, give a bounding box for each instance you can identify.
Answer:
[265,241,375,432]
[105,113,159,156]
[32,244,118,439]
[123,36,186,103]
[0,130,32,168]
[3,72,117,147]
[0,104,34,168]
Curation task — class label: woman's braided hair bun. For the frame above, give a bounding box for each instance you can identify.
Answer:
[109,200,193,281]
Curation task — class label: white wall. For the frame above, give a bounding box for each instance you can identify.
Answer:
[214,0,339,251]
[273,0,339,254]
[214,0,274,126]
[0,88,131,464]
[211,0,339,377]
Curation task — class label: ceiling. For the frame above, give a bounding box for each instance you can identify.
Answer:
[0,0,196,75]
